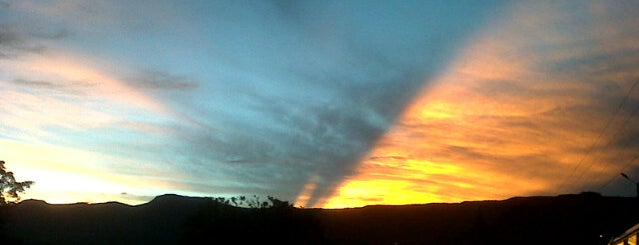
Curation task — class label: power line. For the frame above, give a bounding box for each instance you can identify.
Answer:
[557,78,639,194]
[578,100,639,184]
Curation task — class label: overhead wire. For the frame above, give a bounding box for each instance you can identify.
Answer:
[556,78,639,194]
[594,88,639,193]
[577,101,639,189]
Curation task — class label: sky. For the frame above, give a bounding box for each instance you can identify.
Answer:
[0,0,638,208]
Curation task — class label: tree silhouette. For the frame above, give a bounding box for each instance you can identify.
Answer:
[0,160,34,206]
[179,195,323,244]
[1,160,33,243]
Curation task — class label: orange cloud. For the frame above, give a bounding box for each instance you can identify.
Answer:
[323,0,639,208]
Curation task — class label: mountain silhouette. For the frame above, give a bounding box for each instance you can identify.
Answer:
[2,192,638,244]
[3,195,209,244]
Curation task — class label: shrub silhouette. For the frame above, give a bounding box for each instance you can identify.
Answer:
[179,195,324,244]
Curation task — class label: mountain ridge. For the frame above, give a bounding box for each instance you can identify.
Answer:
[2,193,638,244]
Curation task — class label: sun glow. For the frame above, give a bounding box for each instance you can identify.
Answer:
[0,139,184,204]
[323,1,639,208]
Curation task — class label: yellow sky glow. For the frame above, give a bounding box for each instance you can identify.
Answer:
[323,1,639,208]
[0,139,189,204]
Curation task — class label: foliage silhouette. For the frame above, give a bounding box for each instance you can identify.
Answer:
[179,195,324,244]
[0,160,34,206]
[1,160,33,244]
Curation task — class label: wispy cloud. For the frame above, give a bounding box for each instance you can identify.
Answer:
[0,26,49,58]
[128,70,198,91]
[325,0,639,208]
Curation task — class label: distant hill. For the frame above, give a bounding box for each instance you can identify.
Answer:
[320,193,639,245]
[2,194,209,244]
[1,193,637,244]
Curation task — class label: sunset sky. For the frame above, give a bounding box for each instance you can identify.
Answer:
[1,0,638,208]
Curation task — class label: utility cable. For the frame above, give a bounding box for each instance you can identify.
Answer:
[557,78,639,194]
[574,102,639,186]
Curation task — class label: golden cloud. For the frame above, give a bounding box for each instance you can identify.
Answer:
[323,0,639,208]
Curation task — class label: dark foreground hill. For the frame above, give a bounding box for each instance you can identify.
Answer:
[1,193,638,244]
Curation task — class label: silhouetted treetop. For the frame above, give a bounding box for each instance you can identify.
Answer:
[0,160,34,206]
[179,195,322,244]
[213,195,293,209]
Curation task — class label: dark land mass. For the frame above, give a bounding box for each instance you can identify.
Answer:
[1,192,637,244]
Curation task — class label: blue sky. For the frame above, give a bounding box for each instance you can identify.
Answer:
[1,0,638,207]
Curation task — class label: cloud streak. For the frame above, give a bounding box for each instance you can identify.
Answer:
[325,0,639,208]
